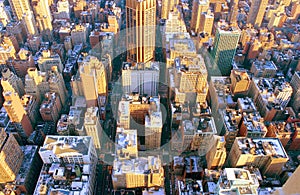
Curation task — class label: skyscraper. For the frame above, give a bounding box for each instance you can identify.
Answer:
[190,0,209,33]
[161,0,179,19]
[32,0,53,41]
[126,0,156,63]
[3,91,33,137]
[247,0,268,27]
[8,0,31,20]
[211,21,240,76]
[0,129,24,183]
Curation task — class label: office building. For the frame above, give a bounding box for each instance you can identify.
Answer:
[35,136,97,195]
[39,92,62,122]
[275,165,300,195]
[84,107,102,154]
[55,0,70,19]
[289,71,300,113]
[168,55,208,104]
[230,69,250,96]
[199,10,214,35]
[3,91,33,137]
[126,0,156,63]
[190,0,209,33]
[0,129,24,183]
[1,68,25,97]
[250,60,278,78]
[21,94,40,126]
[112,128,164,189]
[37,50,64,73]
[122,62,159,96]
[145,97,162,150]
[12,48,35,77]
[228,137,288,176]
[206,136,226,169]
[239,112,267,138]
[161,0,179,19]
[71,24,89,46]
[22,11,38,36]
[211,21,240,76]
[0,37,17,63]
[247,0,268,27]
[8,0,31,20]
[79,55,107,107]
[214,168,260,194]
[48,66,68,105]
[0,0,12,27]
[25,68,49,103]
[32,0,53,41]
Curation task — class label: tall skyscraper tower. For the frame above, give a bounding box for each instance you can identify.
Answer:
[3,91,33,137]
[161,0,179,19]
[32,0,53,41]
[8,0,31,20]
[0,129,24,183]
[191,0,209,33]
[211,21,240,76]
[247,0,268,27]
[126,0,156,63]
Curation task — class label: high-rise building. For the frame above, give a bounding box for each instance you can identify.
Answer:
[39,92,62,122]
[275,165,300,195]
[22,11,38,36]
[8,0,31,20]
[48,66,68,105]
[1,68,25,97]
[145,97,162,150]
[0,129,24,183]
[290,71,300,113]
[230,69,251,96]
[211,21,240,76]
[3,91,33,137]
[35,136,97,195]
[122,62,159,96]
[32,0,53,41]
[161,0,179,19]
[80,55,107,107]
[199,10,214,35]
[117,100,130,129]
[247,0,268,27]
[206,136,226,169]
[228,137,288,176]
[71,24,89,46]
[0,0,12,27]
[126,0,156,63]
[12,48,35,77]
[84,107,102,154]
[190,0,209,33]
[37,50,64,73]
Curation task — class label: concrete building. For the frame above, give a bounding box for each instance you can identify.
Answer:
[168,55,208,104]
[249,77,293,121]
[222,109,242,151]
[112,128,164,189]
[3,91,33,137]
[84,107,102,154]
[25,68,49,103]
[22,11,38,36]
[1,68,25,97]
[237,97,256,114]
[0,0,12,27]
[126,0,156,63]
[228,137,288,176]
[35,136,97,195]
[206,136,226,169]
[12,48,35,78]
[145,97,162,150]
[0,129,24,183]
[122,62,159,96]
[230,69,250,97]
[247,0,268,27]
[7,0,31,20]
[199,10,214,35]
[39,92,62,122]
[190,0,209,33]
[79,55,107,107]
[211,21,241,76]
[71,24,89,46]
[48,66,68,105]
[0,38,16,64]
[37,50,64,73]
[161,0,178,19]
[289,71,300,112]
[250,60,278,78]
[55,0,70,19]
[214,168,260,195]
[21,94,40,126]
[239,112,267,138]
[32,0,53,41]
